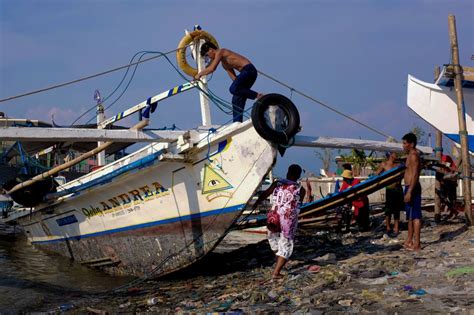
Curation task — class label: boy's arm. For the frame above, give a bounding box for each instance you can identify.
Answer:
[405,153,421,202]
[224,67,237,80]
[252,181,277,210]
[195,49,223,79]
[375,162,385,175]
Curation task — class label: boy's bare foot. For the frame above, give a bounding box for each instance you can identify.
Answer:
[403,241,413,250]
[406,245,421,252]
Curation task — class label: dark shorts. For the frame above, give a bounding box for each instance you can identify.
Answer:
[404,183,422,220]
[384,186,403,220]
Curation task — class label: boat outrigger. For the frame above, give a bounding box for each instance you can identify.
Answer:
[1,29,432,278]
[407,66,474,151]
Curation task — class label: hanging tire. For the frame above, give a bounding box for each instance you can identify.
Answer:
[251,93,300,145]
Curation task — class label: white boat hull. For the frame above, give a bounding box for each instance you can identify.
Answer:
[13,121,276,276]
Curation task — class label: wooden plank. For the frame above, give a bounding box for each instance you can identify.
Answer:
[293,135,433,154]
[444,65,474,81]
[0,127,199,143]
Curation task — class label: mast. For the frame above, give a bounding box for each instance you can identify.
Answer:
[448,15,473,225]
[187,25,212,127]
[95,90,106,167]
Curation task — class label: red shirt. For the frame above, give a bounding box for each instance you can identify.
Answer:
[340,178,369,209]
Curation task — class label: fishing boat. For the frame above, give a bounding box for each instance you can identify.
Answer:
[407,66,474,150]
[1,29,433,278]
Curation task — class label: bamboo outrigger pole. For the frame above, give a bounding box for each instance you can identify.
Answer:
[7,120,149,195]
[434,66,443,223]
[448,15,473,225]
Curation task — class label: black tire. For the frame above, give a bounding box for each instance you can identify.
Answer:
[251,93,300,145]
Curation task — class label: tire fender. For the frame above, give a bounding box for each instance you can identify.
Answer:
[251,93,300,145]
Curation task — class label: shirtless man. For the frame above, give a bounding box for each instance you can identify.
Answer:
[402,133,422,251]
[376,152,404,236]
[195,42,263,122]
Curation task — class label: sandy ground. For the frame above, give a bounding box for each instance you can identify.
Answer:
[32,212,474,313]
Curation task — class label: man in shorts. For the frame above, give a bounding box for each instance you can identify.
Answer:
[376,152,404,236]
[402,133,422,251]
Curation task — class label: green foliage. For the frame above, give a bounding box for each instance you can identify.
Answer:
[339,149,379,174]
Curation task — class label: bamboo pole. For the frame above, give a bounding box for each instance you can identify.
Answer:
[434,66,443,223]
[448,15,473,225]
[7,120,149,195]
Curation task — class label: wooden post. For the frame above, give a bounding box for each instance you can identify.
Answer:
[434,66,443,223]
[448,15,473,225]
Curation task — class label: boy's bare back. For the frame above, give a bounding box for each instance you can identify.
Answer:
[219,49,251,72]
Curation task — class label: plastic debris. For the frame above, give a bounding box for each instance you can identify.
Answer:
[446,266,474,277]
[147,297,160,305]
[307,265,321,273]
[358,276,388,285]
[59,303,74,312]
[338,299,352,306]
[409,288,427,296]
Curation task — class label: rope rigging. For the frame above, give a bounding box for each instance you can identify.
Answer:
[1,44,391,139]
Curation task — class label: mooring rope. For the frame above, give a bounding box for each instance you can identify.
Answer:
[257,70,392,139]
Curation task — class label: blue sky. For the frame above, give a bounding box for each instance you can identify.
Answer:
[1,0,473,176]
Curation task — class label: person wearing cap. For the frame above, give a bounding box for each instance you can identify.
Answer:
[195,42,264,123]
[339,169,370,231]
[376,152,404,236]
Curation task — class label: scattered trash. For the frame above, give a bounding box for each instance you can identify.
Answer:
[338,299,352,306]
[361,289,382,301]
[358,276,388,285]
[86,306,108,315]
[403,285,414,291]
[307,265,321,273]
[446,266,474,277]
[58,303,74,312]
[409,288,427,296]
[119,301,131,308]
[313,253,337,264]
[147,297,160,306]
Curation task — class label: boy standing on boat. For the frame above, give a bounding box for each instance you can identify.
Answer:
[402,133,422,251]
[376,152,404,236]
[195,42,263,122]
[253,164,306,280]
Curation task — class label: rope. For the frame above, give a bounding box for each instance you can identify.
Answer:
[257,70,392,139]
[0,47,185,104]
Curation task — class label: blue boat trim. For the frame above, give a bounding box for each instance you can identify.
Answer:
[32,203,245,244]
[55,149,164,198]
[301,164,406,211]
[445,133,474,152]
[56,215,78,226]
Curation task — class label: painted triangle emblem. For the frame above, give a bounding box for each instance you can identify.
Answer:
[201,164,233,194]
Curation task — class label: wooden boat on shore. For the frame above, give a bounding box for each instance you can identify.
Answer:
[1,29,434,278]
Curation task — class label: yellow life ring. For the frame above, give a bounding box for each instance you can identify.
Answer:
[176,30,219,77]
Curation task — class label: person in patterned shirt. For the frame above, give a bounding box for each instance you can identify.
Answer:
[253,164,306,280]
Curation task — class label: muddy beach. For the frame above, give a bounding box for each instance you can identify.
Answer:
[22,212,474,313]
